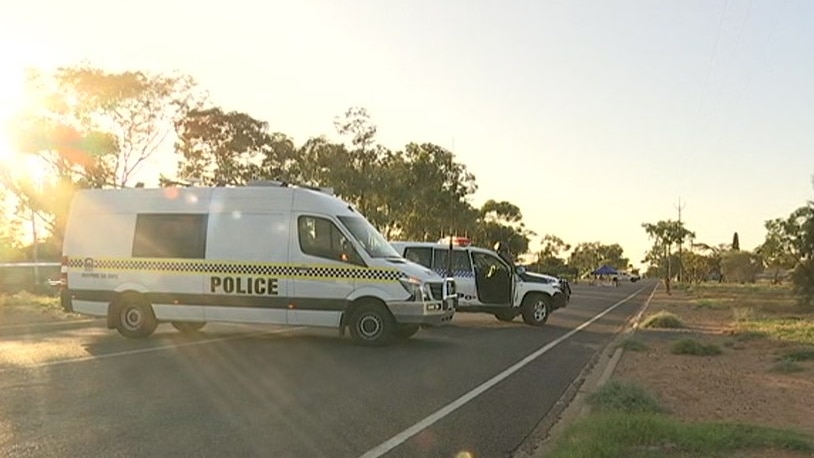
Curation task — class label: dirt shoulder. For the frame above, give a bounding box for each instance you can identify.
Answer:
[613,283,814,438]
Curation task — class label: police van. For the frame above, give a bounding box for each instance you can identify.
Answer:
[59,181,456,345]
[390,237,562,326]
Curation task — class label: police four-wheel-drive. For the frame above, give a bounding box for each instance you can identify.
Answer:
[513,266,571,309]
[391,237,568,326]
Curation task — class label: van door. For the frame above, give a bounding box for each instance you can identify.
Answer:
[289,214,361,327]
[204,212,291,324]
[131,213,208,323]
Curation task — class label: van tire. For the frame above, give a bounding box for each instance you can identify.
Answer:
[521,293,551,327]
[348,302,395,346]
[114,295,157,338]
[171,321,206,333]
[395,324,420,339]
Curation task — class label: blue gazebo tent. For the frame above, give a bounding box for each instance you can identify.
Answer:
[592,265,618,276]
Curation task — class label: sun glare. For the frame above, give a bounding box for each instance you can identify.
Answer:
[0,38,58,186]
[0,64,26,165]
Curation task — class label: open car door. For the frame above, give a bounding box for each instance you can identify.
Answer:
[471,251,513,307]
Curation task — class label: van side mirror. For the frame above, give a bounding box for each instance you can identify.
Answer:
[339,239,365,266]
[515,266,526,275]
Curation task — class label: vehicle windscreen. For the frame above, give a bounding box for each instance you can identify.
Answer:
[338,215,400,258]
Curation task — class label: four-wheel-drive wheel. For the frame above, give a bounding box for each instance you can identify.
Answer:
[395,324,420,339]
[114,295,157,338]
[171,321,206,333]
[494,310,516,322]
[553,292,567,309]
[521,293,551,327]
[348,302,396,346]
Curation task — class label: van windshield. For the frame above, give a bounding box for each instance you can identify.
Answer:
[338,216,400,259]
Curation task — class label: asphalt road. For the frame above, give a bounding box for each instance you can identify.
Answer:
[0,280,655,458]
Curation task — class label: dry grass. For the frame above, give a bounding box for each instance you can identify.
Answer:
[0,291,60,309]
[641,311,684,329]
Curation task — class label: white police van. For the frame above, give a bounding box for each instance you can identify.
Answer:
[390,237,562,326]
[59,181,456,345]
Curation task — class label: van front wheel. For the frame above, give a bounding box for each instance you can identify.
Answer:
[349,303,395,346]
[115,296,157,338]
[395,324,420,339]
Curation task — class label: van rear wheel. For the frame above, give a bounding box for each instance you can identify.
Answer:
[115,296,157,338]
[348,302,395,346]
[171,321,206,333]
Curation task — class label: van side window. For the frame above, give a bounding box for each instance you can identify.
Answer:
[132,214,208,259]
[298,216,357,263]
[403,247,432,268]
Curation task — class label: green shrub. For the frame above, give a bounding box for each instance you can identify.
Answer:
[617,337,648,352]
[587,381,665,415]
[547,412,814,458]
[771,358,805,373]
[783,348,814,362]
[670,339,723,356]
[733,330,768,342]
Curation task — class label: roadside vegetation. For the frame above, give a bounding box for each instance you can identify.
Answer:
[640,311,684,329]
[670,338,723,356]
[0,291,59,309]
[642,179,813,307]
[687,283,814,346]
[617,337,648,352]
[547,281,814,457]
[547,381,814,458]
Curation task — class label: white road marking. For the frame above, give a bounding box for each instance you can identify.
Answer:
[359,285,649,458]
[2,327,306,371]
[632,281,660,328]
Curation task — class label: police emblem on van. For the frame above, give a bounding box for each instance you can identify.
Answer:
[83,257,95,272]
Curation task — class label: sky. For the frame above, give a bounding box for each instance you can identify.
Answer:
[0,0,812,267]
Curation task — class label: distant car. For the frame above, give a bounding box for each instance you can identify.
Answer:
[615,271,640,283]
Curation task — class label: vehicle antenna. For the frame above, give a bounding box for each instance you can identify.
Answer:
[446,138,455,278]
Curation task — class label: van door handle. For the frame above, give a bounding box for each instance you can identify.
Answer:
[295,266,312,274]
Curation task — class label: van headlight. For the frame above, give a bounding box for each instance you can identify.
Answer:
[398,277,431,301]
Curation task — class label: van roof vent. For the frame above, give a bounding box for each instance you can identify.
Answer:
[302,185,335,195]
[247,180,290,188]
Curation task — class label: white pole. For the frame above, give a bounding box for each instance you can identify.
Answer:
[31,207,40,288]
